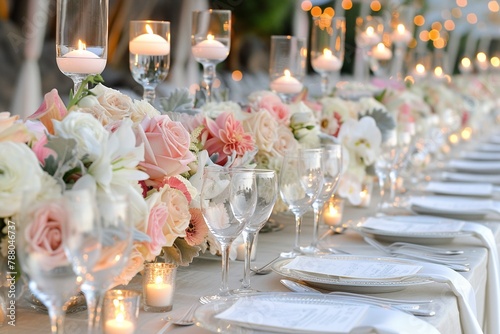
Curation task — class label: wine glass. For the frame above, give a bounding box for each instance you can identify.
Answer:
[129,20,171,105]
[191,9,231,103]
[310,16,345,97]
[17,192,95,333]
[355,16,384,82]
[200,167,256,302]
[369,40,393,79]
[279,149,323,257]
[269,35,307,103]
[56,0,108,94]
[78,193,133,333]
[389,5,414,79]
[308,144,342,252]
[233,169,278,294]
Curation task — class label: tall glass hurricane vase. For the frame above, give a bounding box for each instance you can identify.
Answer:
[17,191,98,334]
[78,194,133,334]
[311,17,345,97]
[234,169,278,294]
[279,149,323,257]
[191,10,231,103]
[129,20,171,105]
[200,167,256,303]
[56,0,108,93]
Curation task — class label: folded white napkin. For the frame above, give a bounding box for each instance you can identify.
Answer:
[461,223,500,334]
[415,262,482,334]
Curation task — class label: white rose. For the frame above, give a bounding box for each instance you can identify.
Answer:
[91,84,136,118]
[243,110,278,152]
[0,142,44,217]
[132,100,161,123]
[270,125,299,157]
[160,186,191,246]
[202,101,242,119]
[53,111,109,161]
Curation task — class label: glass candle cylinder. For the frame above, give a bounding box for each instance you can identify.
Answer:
[142,263,177,312]
[102,290,140,334]
[322,196,344,227]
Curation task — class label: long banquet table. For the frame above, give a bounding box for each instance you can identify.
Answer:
[9,188,500,334]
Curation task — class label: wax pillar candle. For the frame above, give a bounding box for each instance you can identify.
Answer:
[145,276,174,307]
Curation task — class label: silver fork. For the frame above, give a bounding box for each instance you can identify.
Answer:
[157,303,198,333]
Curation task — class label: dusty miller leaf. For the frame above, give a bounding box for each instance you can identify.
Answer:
[43,137,84,188]
[359,109,396,143]
[159,88,194,113]
[162,238,202,266]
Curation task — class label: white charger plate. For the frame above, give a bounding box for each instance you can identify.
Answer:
[409,195,496,220]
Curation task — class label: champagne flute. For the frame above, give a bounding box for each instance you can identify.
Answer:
[233,169,278,294]
[308,144,342,251]
[279,149,323,257]
[129,20,170,105]
[200,167,256,302]
[311,16,345,96]
[17,192,93,334]
[56,0,108,93]
[191,9,231,103]
[79,193,133,334]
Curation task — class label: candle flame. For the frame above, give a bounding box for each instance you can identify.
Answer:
[376,43,385,51]
[461,57,471,68]
[397,23,405,34]
[284,69,291,77]
[434,66,443,77]
[366,26,374,36]
[323,48,332,57]
[116,312,125,322]
[328,202,338,215]
[416,63,426,74]
[155,276,163,285]
[207,34,215,41]
[78,39,86,50]
[491,56,500,67]
[146,24,154,34]
[477,52,487,62]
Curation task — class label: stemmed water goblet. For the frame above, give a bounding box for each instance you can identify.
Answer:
[73,193,133,333]
[129,20,170,105]
[56,0,108,94]
[17,190,97,333]
[279,149,323,257]
[310,16,345,97]
[200,167,257,302]
[308,144,342,252]
[191,9,231,103]
[269,35,307,103]
[233,169,278,294]
[355,16,384,82]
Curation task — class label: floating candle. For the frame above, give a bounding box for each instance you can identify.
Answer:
[312,49,342,72]
[192,34,229,60]
[358,26,381,46]
[145,276,174,307]
[57,39,106,74]
[392,24,412,44]
[371,43,392,61]
[270,70,303,94]
[129,24,170,56]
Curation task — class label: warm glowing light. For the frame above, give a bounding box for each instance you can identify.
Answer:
[434,66,443,77]
[429,29,440,41]
[433,38,446,49]
[461,57,471,68]
[419,30,430,42]
[489,0,500,12]
[311,6,322,17]
[456,0,467,7]
[232,70,243,81]
[416,63,426,74]
[444,20,456,30]
[396,24,405,34]
[342,0,353,10]
[155,276,163,285]
[301,0,312,11]
[404,76,415,84]
[370,0,381,11]
[467,13,477,24]
[461,127,472,140]
[145,24,153,34]
[409,38,417,48]
[477,52,487,62]
[431,22,443,30]
[491,56,500,67]
[366,26,375,36]
[207,34,215,41]
[449,133,459,144]
[78,39,86,50]
[452,8,462,18]
[324,7,335,17]
[414,15,425,26]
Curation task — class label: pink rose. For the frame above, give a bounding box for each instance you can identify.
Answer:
[28,89,67,135]
[25,202,67,270]
[0,112,31,143]
[145,202,168,256]
[137,115,196,181]
[31,134,56,166]
[203,112,255,165]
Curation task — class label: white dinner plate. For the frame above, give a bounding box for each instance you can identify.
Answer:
[460,151,500,161]
[350,215,472,244]
[424,181,493,197]
[477,143,500,152]
[271,256,432,293]
[442,171,500,185]
[194,293,440,334]
[409,195,498,220]
[447,159,500,174]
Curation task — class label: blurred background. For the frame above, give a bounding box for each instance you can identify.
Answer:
[2,0,500,111]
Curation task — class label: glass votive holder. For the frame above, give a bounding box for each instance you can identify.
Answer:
[322,196,344,228]
[102,289,140,334]
[143,263,177,312]
[358,179,373,208]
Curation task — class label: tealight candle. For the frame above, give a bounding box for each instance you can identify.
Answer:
[129,24,170,56]
[104,313,135,334]
[312,49,342,72]
[391,24,412,44]
[192,34,229,60]
[56,39,106,74]
[270,70,303,94]
[359,26,381,47]
[145,276,173,307]
[371,43,392,61]
[459,57,472,74]
[359,188,371,207]
[323,202,342,226]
